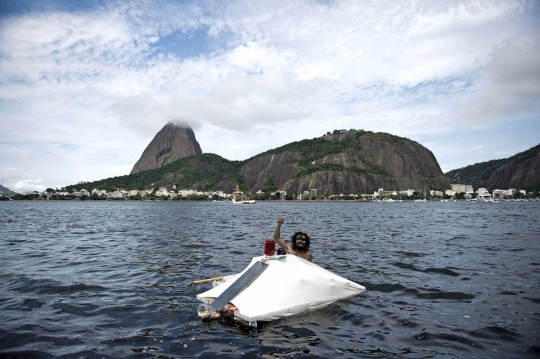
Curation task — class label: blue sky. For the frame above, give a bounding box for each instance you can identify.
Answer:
[1,0,539,192]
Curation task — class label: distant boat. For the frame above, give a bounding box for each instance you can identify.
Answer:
[231,188,256,204]
[477,193,494,203]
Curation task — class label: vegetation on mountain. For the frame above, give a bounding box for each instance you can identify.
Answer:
[445,144,540,190]
[65,153,243,192]
[445,159,507,188]
[62,129,450,194]
[254,134,362,162]
[246,129,392,178]
[0,184,17,196]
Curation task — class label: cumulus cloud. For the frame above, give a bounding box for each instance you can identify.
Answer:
[0,168,45,192]
[0,0,538,191]
[452,35,540,126]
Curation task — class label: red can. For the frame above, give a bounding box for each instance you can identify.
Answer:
[264,239,275,256]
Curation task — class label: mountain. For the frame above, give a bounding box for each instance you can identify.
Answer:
[240,130,449,194]
[131,122,202,174]
[68,153,242,193]
[68,129,449,194]
[445,144,540,191]
[0,184,17,196]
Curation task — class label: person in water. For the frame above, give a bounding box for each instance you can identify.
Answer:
[273,216,313,262]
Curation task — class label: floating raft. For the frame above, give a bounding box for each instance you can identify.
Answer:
[197,255,366,323]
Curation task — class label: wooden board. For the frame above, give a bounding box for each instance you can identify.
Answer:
[210,261,268,311]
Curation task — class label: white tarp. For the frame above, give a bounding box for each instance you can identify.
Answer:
[197,255,366,322]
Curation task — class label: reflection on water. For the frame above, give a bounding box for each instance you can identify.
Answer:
[1,201,539,358]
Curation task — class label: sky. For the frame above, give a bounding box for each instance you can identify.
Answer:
[1,0,539,193]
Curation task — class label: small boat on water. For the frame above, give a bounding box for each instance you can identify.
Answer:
[196,255,365,328]
[231,188,256,204]
[477,193,494,203]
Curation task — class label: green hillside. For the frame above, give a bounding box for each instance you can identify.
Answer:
[0,184,17,196]
[65,153,243,192]
[445,144,540,189]
[245,129,392,177]
[63,129,441,193]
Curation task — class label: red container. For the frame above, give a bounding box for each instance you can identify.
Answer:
[264,239,275,256]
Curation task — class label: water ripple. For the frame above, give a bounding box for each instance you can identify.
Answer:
[0,201,539,358]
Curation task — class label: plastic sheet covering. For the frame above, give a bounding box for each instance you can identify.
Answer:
[197,255,366,322]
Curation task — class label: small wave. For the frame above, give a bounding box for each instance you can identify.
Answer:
[424,268,460,276]
[392,262,460,276]
[51,302,100,316]
[468,326,522,342]
[363,282,407,292]
[33,282,107,295]
[397,251,427,257]
[415,290,475,300]
[412,331,483,349]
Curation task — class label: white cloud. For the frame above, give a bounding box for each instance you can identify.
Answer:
[0,0,538,191]
[451,35,540,126]
[0,168,45,192]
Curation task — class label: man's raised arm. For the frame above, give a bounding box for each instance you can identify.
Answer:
[273,216,289,249]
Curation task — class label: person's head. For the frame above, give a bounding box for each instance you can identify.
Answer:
[291,232,310,252]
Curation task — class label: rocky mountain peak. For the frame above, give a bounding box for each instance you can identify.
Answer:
[131,121,202,174]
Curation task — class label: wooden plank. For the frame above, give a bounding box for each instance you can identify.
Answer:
[210,261,268,311]
[190,276,226,286]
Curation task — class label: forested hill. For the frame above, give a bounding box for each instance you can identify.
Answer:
[0,184,17,196]
[445,144,540,190]
[65,153,243,193]
[65,129,450,195]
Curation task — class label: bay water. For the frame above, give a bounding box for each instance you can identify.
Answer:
[1,201,539,358]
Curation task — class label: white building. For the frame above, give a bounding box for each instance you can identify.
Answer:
[476,188,490,195]
[108,191,124,199]
[156,187,169,197]
[451,184,473,193]
[492,189,504,199]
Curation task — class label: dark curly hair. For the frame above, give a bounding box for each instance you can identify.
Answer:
[291,231,310,251]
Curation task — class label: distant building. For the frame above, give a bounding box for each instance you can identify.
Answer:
[492,189,504,199]
[476,188,489,195]
[156,187,169,197]
[451,184,473,193]
[310,189,317,197]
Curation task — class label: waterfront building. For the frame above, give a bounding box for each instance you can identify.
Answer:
[451,184,473,194]
[492,189,504,199]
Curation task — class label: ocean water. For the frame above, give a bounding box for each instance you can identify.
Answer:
[0,201,539,358]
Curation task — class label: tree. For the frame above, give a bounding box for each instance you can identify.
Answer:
[263,178,277,193]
